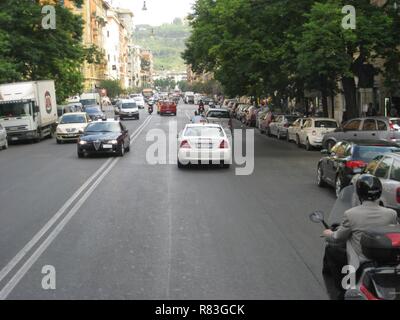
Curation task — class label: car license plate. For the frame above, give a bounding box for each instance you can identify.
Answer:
[103,144,112,149]
[11,137,18,141]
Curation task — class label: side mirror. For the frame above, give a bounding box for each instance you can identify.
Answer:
[309,211,325,224]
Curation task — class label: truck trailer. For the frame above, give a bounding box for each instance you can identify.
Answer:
[0,80,58,142]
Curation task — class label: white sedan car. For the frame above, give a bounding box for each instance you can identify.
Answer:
[297,117,339,150]
[177,124,232,168]
[133,96,145,109]
[56,112,91,143]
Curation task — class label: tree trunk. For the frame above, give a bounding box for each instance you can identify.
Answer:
[321,92,328,118]
[342,77,358,119]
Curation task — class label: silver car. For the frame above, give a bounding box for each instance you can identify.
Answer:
[206,109,232,132]
[269,115,299,140]
[322,117,400,151]
[0,124,8,150]
[358,152,400,212]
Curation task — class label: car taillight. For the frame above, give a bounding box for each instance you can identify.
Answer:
[219,140,228,149]
[389,121,395,131]
[180,140,191,149]
[345,160,366,169]
[360,284,379,300]
[396,187,400,204]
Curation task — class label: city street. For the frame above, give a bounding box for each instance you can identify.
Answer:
[0,103,336,300]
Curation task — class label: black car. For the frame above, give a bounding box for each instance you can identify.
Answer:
[77,119,130,158]
[84,105,104,121]
[317,140,400,197]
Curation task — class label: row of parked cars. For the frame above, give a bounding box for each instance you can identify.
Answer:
[224,101,400,211]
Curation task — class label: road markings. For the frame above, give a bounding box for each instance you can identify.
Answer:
[0,115,153,300]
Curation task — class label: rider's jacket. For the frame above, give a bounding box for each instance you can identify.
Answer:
[329,201,398,268]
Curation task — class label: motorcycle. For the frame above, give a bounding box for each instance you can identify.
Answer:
[148,105,153,115]
[198,105,205,115]
[310,185,400,300]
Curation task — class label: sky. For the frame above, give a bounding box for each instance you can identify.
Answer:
[111,0,195,26]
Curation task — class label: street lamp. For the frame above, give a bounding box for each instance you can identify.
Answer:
[142,1,147,11]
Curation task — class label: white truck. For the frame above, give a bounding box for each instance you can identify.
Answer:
[80,92,101,108]
[0,81,58,142]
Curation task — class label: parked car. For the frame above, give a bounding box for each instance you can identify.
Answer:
[56,112,91,144]
[77,119,130,158]
[236,104,249,121]
[256,110,268,130]
[259,111,276,134]
[355,152,400,212]
[297,117,339,150]
[317,140,400,197]
[322,117,400,151]
[0,123,8,150]
[245,106,259,127]
[205,108,232,132]
[177,124,231,168]
[287,117,308,142]
[268,115,299,139]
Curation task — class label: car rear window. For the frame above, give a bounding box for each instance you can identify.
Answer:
[184,127,224,137]
[315,120,337,128]
[60,114,86,124]
[352,146,400,162]
[207,111,230,118]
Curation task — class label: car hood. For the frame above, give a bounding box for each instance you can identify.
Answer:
[81,132,120,141]
[57,123,87,132]
[120,108,138,112]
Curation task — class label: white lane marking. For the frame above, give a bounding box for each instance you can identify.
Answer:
[0,115,153,298]
[185,111,191,121]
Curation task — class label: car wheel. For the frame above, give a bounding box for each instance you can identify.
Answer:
[335,176,343,198]
[286,133,290,142]
[177,160,186,169]
[125,143,130,152]
[56,139,62,144]
[118,143,125,157]
[306,138,313,151]
[77,151,84,158]
[267,128,272,137]
[317,165,327,187]
[120,117,124,120]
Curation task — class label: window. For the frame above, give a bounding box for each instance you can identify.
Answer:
[374,157,393,179]
[315,120,338,128]
[366,156,384,174]
[303,119,312,128]
[390,160,400,182]
[343,120,361,131]
[332,142,349,158]
[377,121,387,131]
[362,119,377,131]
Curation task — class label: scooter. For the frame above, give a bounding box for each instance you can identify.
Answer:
[148,105,153,115]
[310,185,400,300]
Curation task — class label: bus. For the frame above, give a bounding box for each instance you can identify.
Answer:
[142,88,154,100]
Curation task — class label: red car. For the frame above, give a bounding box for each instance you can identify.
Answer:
[157,100,177,116]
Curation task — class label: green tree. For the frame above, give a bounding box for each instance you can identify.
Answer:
[99,80,123,98]
[0,0,102,103]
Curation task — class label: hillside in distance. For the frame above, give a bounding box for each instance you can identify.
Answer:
[134,19,191,73]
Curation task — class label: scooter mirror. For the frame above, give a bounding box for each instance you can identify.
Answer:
[309,211,325,224]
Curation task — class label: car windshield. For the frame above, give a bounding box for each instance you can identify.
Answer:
[315,120,337,128]
[80,99,96,106]
[121,103,137,109]
[353,146,400,162]
[60,114,86,124]
[85,107,101,114]
[0,101,32,118]
[184,126,224,137]
[85,122,120,133]
[207,111,230,118]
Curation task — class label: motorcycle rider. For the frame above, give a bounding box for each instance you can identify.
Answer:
[198,100,205,114]
[322,174,398,299]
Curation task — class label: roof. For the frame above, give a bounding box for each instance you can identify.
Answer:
[341,139,400,147]
[185,123,222,128]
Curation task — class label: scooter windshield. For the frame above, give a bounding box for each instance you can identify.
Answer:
[328,185,360,226]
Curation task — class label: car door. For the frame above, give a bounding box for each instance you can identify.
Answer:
[300,119,312,144]
[325,142,349,184]
[359,118,378,140]
[372,156,394,205]
[385,158,400,210]
[376,119,390,141]
[342,119,362,140]
[270,116,281,135]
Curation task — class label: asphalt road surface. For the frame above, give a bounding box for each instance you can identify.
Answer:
[0,103,336,299]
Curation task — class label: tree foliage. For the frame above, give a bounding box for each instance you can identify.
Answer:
[0,0,102,103]
[183,0,400,117]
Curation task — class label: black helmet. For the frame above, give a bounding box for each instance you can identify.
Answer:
[356,174,382,202]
